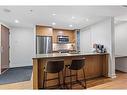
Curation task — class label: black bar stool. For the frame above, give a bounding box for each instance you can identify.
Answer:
[64,58,87,89]
[43,59,64,89]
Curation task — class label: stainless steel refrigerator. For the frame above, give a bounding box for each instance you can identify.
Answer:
[36,36,52,54]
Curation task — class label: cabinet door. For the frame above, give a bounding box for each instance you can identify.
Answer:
[64,30,75,43]
[1,25,9,73]
[53,29,75,43]
[36,26,53,36]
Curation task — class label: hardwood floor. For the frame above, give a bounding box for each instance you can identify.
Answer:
[89,71,127,89]
[0,71,127,89]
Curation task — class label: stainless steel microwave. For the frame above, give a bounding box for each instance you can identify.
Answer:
[57,36,69,44]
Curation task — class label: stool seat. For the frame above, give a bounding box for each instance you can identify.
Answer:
[43,59,64,89]
[65,58,85,70]
[44,59,64,73]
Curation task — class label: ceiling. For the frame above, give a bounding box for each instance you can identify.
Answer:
[0,6,127,29]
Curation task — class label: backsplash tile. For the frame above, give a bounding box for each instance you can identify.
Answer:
[53,43,75,51]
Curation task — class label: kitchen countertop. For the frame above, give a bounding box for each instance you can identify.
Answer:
[33,52,109,59]
[115,55,127,58]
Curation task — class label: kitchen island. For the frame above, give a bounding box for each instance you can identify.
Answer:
[32,52,109,89]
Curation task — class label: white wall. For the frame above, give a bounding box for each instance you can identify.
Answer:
[115,22,127,72]
[115,22,127,56]
[80,17,115,78]
[91,19,112,53]
[10,27,35,67]
[80,18,113,53]
[0,25,1,72]
[80,27,92,53]
[115,57,127,72]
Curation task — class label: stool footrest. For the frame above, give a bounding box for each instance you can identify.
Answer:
[64,74,76,78]
[45,77,59,81]
[64,79,87,89]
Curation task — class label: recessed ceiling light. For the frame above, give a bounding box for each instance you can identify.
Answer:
[114,20,117,24]
[86,18,89,21]
[69,25,73,27]
[52,22,56,25]
[14,19,19,23]
[72,16,76,19]
[52,13,56,16]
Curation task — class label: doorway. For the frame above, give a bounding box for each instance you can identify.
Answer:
[1,25,9,73]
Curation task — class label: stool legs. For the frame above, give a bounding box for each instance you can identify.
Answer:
[70,69,72,89]
[76,70,78,81]
[43,72,47,89]
[43,71,64,89]
[82,68,87,89]
[64,67,68,89]
[58,72,61,88]
[62,71,65,88]
[43,72,45,88]
[65,68,87,89]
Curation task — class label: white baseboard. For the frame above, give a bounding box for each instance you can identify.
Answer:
[108,73,116,79]
[111,75,117,79]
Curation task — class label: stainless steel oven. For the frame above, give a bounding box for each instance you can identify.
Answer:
[57,36,69,44]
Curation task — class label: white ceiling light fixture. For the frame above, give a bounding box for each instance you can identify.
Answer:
[52,13,56,16]
[71,16,76,19]
[14,19,19,23]
[52,22,56,25]
[69,24,73,27]
[86,18,89,21]
[114,20,118,24]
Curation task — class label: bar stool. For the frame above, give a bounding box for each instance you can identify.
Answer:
[43,59,64,89]
[64,58,87,89]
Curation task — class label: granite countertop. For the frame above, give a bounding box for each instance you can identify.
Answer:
[33,52,109,59]
[115,55,127,58]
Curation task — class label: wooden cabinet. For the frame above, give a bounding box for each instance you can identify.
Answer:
[36,25,53,36]
[53,29,76,43]
[36,25,76,43]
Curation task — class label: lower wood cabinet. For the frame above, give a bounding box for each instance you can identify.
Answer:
[41,55,108,87]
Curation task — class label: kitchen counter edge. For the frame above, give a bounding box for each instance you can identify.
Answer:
[32,53,109,59]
